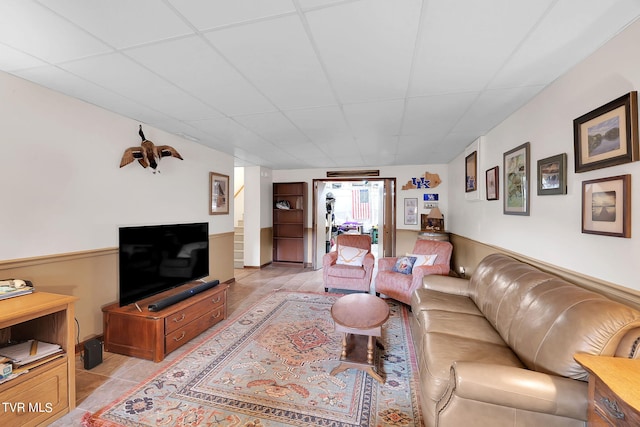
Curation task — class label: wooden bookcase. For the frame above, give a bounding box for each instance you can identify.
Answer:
[0,292,77,427]
[273,182,307,267]
[102,282,228,362]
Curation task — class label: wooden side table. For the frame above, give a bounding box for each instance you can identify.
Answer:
[330,293,389,383]
[574,353,640,426]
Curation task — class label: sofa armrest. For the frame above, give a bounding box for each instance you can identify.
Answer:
[323,251,338,268]
[422,275,471,296]
[377,257,398,272]
[442,362,587,421]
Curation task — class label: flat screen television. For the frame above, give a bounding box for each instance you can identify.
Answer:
[118,222,209,307]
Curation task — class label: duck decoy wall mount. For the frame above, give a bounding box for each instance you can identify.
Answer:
[120,125,183,173]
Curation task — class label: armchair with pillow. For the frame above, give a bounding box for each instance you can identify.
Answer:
[323,234,374,293]
[375,239,452,305]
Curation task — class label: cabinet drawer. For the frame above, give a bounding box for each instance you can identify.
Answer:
[164,291,226,334]
[165,306,225,354]
[0,359,68,427]
[593,377,640,427]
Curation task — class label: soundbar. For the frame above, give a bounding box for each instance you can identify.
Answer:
[148,279,220,312]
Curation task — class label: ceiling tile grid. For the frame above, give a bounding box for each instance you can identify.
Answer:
[0,0,638,169]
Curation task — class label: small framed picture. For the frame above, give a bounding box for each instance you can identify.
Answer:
[465,151,477,192]
[582,174,630,238]
[537,153,567,195]
[209,172,229,215]
[573,91,638,173]
[485,166,499,201]
[503,142,530,215]
[404,198,418,225]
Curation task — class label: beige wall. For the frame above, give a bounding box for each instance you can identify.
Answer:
[0,233,234,342]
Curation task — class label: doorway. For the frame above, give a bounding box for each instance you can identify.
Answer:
[312,178,396,270]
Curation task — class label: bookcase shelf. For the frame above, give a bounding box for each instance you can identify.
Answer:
[273,182,307,267]
[0,292,77,427]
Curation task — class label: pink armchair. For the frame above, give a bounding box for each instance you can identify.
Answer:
[323,234,375,293]
[375,240,452,305]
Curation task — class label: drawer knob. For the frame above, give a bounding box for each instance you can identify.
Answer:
[173,331,186,342]
[212,310,222,319]
[600,397,625,420]
[172,313,186,323]
[212,297,221,303]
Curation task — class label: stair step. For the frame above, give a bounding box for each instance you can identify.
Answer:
[234,260,244,269]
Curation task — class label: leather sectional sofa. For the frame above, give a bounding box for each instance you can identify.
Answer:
[410,253,640,427]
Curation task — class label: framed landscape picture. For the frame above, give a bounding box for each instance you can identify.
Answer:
[573,91,638,173]
[582,175,630,238]
[503,142,530,215]
[537,153,567,195]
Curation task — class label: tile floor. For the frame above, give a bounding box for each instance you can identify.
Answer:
[50,266,328,426]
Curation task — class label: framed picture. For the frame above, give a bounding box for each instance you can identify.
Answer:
[209,172,229,215]
[573,91,638,173]
[537,153,567,195]
[503,142,530,215]
[485,166,499,200]
[465,151,477,192]
[404,198,418,225]
[582,175,630,238]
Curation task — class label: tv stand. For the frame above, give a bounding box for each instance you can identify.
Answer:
[102,281,228,362]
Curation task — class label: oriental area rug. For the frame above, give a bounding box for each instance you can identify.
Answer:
[83,291,423,427]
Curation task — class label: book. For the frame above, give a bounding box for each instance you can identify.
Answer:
[0,279,34,301]
[0,340,62,366]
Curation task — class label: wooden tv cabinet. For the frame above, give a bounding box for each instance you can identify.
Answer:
[102,282,228,362]
[0,292,77,427]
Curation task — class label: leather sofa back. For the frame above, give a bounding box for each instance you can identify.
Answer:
[468,254,640,380]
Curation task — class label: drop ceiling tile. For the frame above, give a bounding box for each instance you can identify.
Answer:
[402,92,479,137]
[284,105,352,142]
[60,53,221,121]
[13,65,171,123]
[306,0,421,103]
[169,0,295,31]
[453,86,545,134]
[125,36,276,116]
[0,45,47,71]
[0,1,110,63]
[233,112,309,146]
[410,0,553,96]
[40,0,193,49]
[343,100,405,138]
[205,15,336,110]
[491,0,640,89]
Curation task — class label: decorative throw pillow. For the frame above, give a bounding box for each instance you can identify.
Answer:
[392,256,417,275]
[336,245,367,267]
[407,253,438,267]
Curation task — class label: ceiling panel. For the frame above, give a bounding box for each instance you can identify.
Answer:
[168,0,296,31]
[205,15,336,110]
[0,1,638,169]
[39,0,193,49]
[233,112,310,147]
[410,0,554,96]
[306,0,421,103]
[0,0,110,63]
[491,0,640,89]
[125,36,276,116]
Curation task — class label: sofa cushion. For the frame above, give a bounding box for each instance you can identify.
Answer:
[336,245,367,266]
[467,253,640,380]
[420,332,524,404]
[392,256,417,274]
[326,263,366,279]
[417,310,506,346]
[408,253,437,266]
[412,289,483,317]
